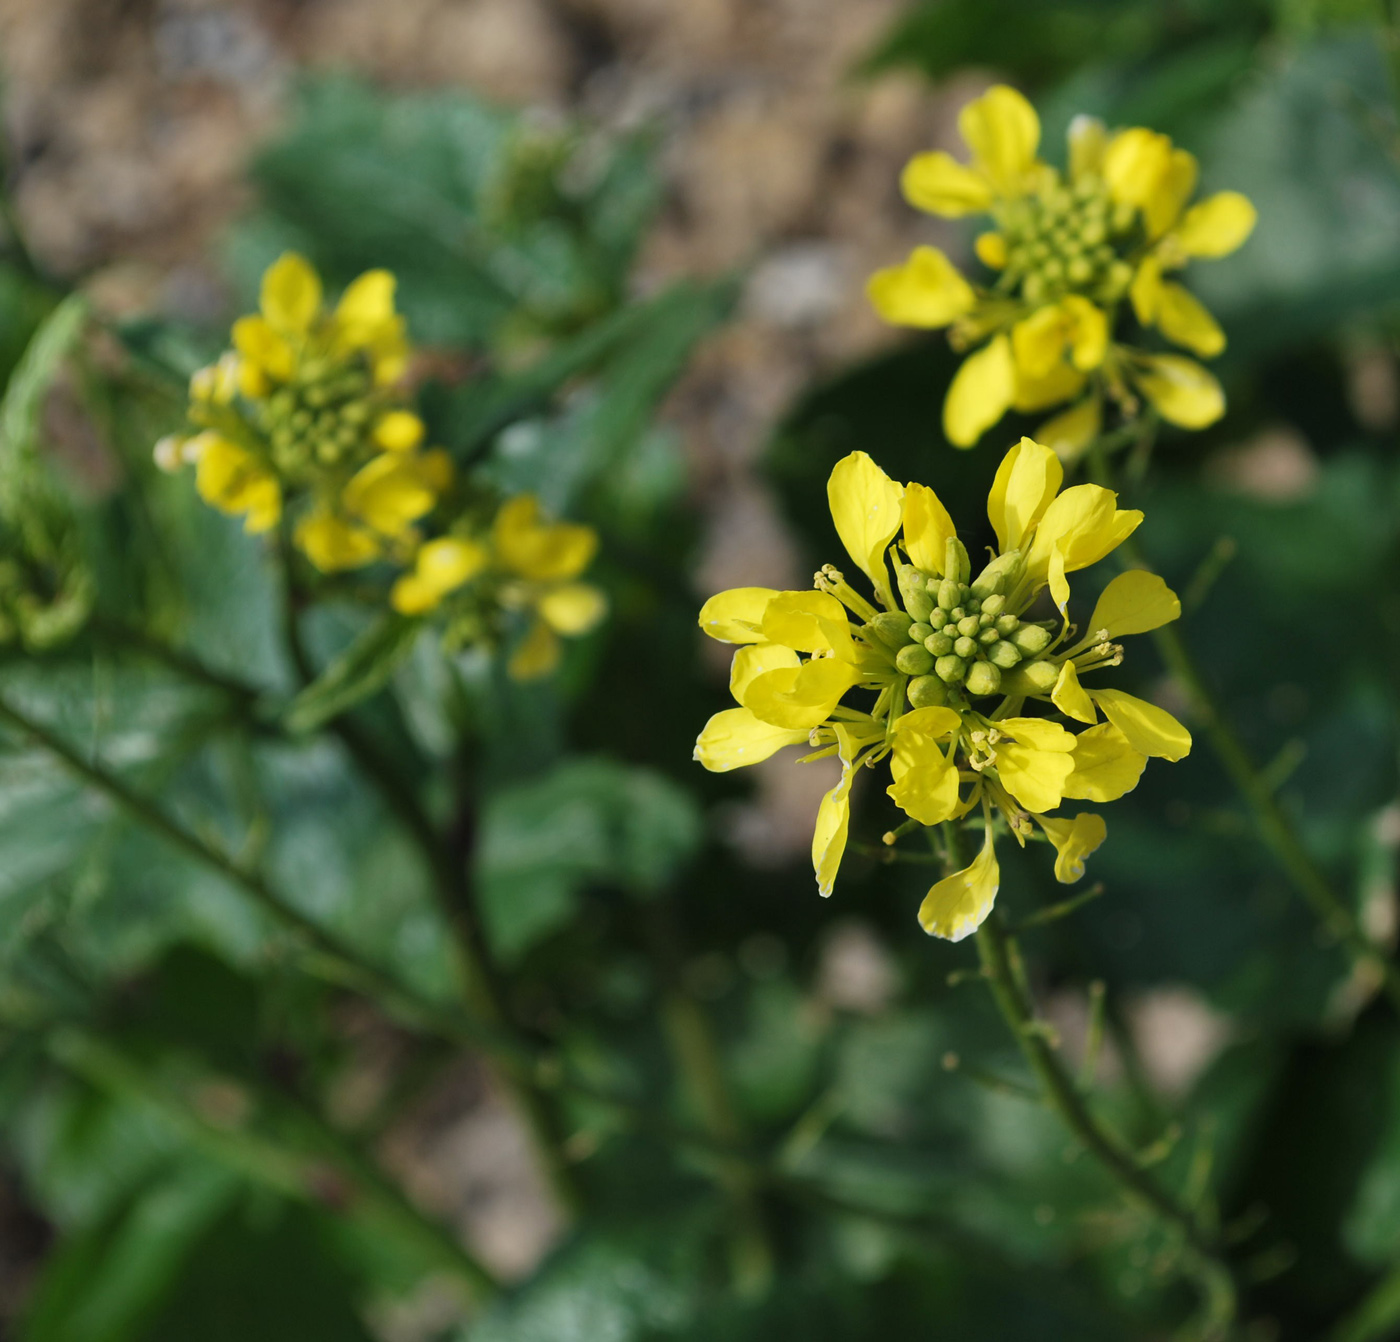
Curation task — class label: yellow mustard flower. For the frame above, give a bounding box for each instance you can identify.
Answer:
[694,438,1190,940]
[867,85,1256,451]
[157,253,448,571]
[388,493,606,680]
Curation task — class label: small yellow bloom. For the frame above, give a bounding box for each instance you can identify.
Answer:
[296,512,381,573]
[870,85,1256,445]
[694,438,1190,938]
[191,433,281,533]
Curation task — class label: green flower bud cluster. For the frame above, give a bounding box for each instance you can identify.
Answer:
[255,356,376,481]
[998,173,1136,307]
[887,541,1052,706]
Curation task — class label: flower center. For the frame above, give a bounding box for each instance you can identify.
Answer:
[997,175,1136,306]
[257,355,376,480]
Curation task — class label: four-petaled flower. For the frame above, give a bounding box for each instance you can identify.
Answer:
[867,85,1256,453]
[694,438,1191,941]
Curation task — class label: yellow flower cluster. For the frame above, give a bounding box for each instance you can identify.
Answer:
[389,494,607,680]
[868,86,1257,452]
[155,253,452,572]
[694,438,1190,940]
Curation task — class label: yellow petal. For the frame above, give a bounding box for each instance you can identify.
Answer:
[695,706,809,772]
[509,619,560,680]
[231,315,294,382]
[975,232,1007,268]
[1062,295,1108,371]
[730,642,800,702]
[760,591,855,660]
[1175,192,1256,258]
[1012,305,1069,382]
[1048,542,1070,614]
[827,452,904,609]
[295,512,380,572]
[814,761,856,897]
[194,435,282,531]
[1036,397,1101,465]
[1027,483,1141,581]
[260,253,322,333]
[1092,688,1191,761]
[901,482,957,575]
[1130,255,1165,326]
[1133,354,1225,429]
[1036,812,1107,883]
[867,246,976,328]
[944,334,1015,448]
[1012,358,1086,414]
[343,454,438,537]
[1067,114,1107,179]
[1102,128,1173,209]
[493,495,597,581]
[372,410,426,453]
[997,717,1076,752]
[1154,282,1225,358]
[900,151,995,216]
[241,478,282,534]
[1087,570,1180,639]
[1143,148,1198,240]
[918,826,1000,941]
[988,434,1063,551]
[391,574,441,615]
[698,587,778,644]
[539,583,607,635]
[743,658,859,731]
[1051,661,1097,724]
[959,85,1040,193]
[996,743,1075,814]
[891,705,963,743]
[335,269,397,345]
[416,536,487,595]
[1062,723,1147,801]
[887,707,963,825]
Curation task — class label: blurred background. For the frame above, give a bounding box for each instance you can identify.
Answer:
[3,0,1400,1338]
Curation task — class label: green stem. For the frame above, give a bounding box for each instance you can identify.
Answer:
[1089,441,1400,1016]
[276,553,583,1215]
[48,1025,499,1298]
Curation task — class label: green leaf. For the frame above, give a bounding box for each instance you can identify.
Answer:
[475,757,702,962]
[282,613,423,735]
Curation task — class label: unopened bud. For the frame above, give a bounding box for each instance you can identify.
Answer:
[988,640,1023,669]
[1011,624,1052,654]
[937,578,960,611]
[865,611,913,648]
[995,614,1020,637]
[971,551,1024,599]
[908,622,933,644]
[896,645,934,676]
[907,675,947,708]
[965,661,1002,697]
[935,655,966,685]
[944,537,970,585]
[897,565,934,621]
[1003,659,1058,694]
[153,435,187,473]
[953,635,978,659]
[979,611,996,628]
[957,615,980,637]
[926,633,954,656]
[978,627,1000,645]
[981,593,1006,617]
[929,609,949,631]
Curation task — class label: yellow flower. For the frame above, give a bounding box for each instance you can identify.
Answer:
[164,254,454,575]
[390,536,490,615]
[694,438,1190,939]
[867,86,1256,449]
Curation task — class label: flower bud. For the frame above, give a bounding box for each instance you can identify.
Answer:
[896,645,934,676]
[928,609,949,631]
[907,675,947,708]
[995,614,1019,637]
[935,655,966,684]
[1011,624,1052,654]
[988,640,1022,669]
[965,661,1001,697]
[1002,659,1057,694]
[981,593,1006,617]
[938,578,960,611]
[978,627,1000,645]
[865,611,913,648]
[957,615,980,637]
[897,565,934,621]
[971,551,1023,599]
[978,611,995,628]
[908,622,933,644]
[953,635,978,659]
[926,633,954,656]
[944,537,970,585]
